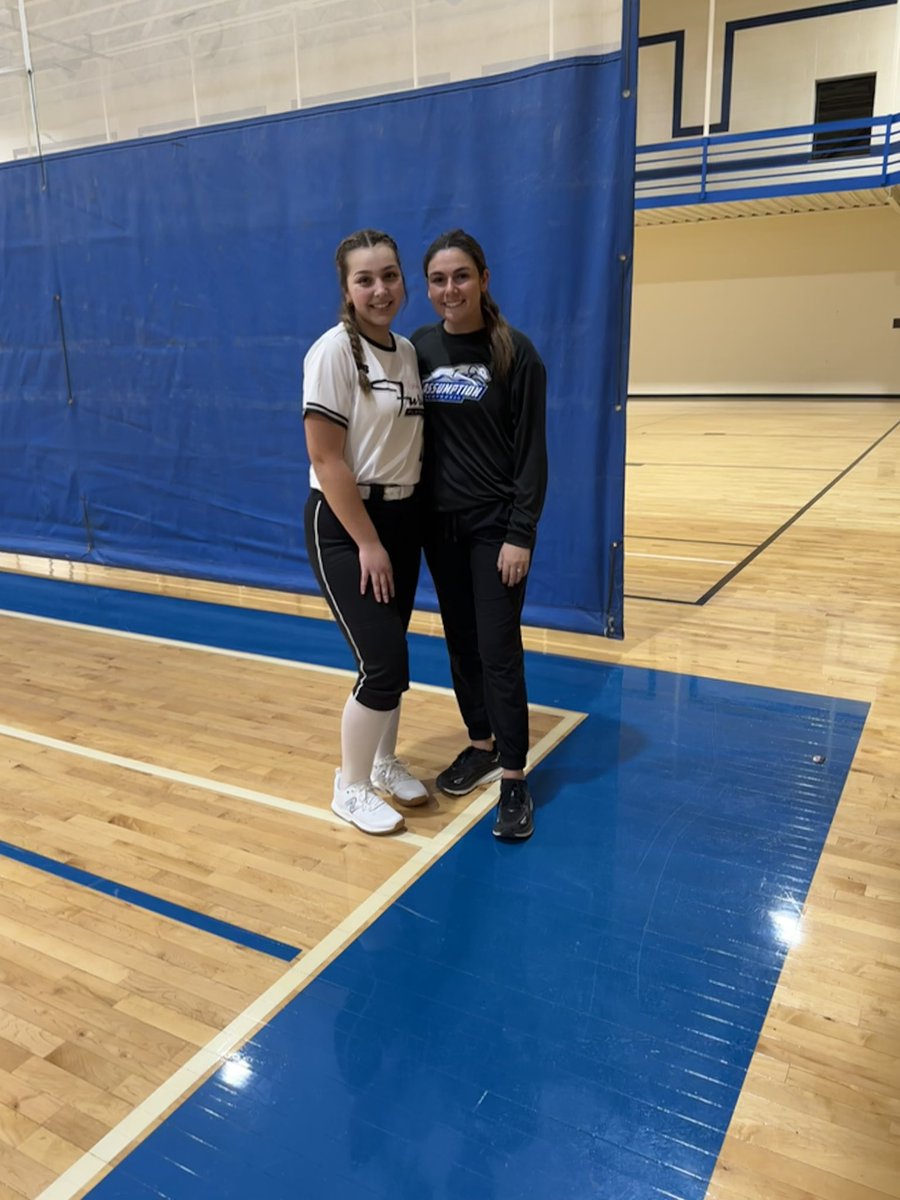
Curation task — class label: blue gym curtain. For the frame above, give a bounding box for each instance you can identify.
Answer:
[0,36,636,636]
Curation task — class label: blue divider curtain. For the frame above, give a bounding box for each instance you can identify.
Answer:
[0,43,636,636]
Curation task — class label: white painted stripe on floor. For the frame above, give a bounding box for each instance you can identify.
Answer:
[0,605,567,716]
[0,720,430,850]
[625,552,735,565]
[34,706,585,1200]
[0,604,358,678]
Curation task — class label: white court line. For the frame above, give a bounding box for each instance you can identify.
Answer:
[625,552,735,565]
[0,604,574,715]
[0,605,361,680]
[35,706,585,1200]
[0,604,573,848]
[0,720,431,850]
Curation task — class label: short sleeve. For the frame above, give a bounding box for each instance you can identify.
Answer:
[302,332,356,428]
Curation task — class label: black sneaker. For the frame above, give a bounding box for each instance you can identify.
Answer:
[492,780,534,841]
[436,744,502,796]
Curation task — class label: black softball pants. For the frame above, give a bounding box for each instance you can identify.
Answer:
[304,489,422,712]
[425,503,529,771]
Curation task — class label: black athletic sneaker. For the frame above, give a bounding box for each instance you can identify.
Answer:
[436,744,502,796]
[492,780,534,841]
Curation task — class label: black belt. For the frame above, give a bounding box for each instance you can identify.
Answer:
[358,483,416,501]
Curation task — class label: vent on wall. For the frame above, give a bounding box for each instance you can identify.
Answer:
[812,73,876,160]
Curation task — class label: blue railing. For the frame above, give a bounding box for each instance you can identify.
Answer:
[636,113,900,208]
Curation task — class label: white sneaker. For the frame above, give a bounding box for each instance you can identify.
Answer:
[371,754,429,807]
[332,770,404,835]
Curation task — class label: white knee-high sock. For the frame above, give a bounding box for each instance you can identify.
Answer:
[340,695,393,787]
[374,704,401,764]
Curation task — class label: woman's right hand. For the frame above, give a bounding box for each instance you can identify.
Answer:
[359,541,395,603]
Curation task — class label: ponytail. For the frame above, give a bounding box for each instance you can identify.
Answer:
[480,291,515,382]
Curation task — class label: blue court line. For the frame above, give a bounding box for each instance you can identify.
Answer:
[0,838,300,962]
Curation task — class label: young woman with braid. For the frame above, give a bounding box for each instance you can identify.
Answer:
[412,230,548,841]
[303,229,426,835]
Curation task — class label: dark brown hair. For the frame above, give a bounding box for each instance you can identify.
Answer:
[335,229,404,394]
[422,229,514,380]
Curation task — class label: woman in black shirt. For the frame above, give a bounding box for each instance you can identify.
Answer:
[412,230,548,841]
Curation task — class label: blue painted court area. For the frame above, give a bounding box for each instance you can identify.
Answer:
[0,576,868,1199]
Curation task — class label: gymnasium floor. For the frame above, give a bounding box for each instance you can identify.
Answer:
[0,398,897,1200]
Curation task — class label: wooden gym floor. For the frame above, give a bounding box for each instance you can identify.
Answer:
[0,397,897,1199]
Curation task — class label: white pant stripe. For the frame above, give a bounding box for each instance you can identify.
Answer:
[312,497,367,699]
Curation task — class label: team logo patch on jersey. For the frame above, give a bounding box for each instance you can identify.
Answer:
[402,390,425,416]
[371,377,425,416]
[422,364,491,404]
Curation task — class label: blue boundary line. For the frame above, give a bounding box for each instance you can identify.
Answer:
[640,0,897,139]
[0,837,301,962]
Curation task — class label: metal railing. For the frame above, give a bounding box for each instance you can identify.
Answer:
[636,113,900,208]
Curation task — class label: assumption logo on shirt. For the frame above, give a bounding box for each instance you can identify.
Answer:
[421,364,492,405]
[370,375,425,416]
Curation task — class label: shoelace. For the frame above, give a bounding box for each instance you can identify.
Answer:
[500,785,526,813]
[376,755,412,787]
[452,746,479,769]
[344,782,387,813]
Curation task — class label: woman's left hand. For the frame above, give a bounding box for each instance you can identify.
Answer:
[497,543,531,588]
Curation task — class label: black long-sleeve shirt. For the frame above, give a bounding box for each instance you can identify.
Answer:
[411,323,548,549]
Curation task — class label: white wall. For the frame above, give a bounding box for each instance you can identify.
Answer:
[638,0,899,145]
[629,205,900,395]
[0,0,624,164]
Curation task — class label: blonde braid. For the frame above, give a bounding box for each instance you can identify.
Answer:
[340,299,372,395]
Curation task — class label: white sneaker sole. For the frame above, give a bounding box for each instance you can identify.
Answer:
[438,766,503,797]
[371,782,429,808]
[331,798,404,836]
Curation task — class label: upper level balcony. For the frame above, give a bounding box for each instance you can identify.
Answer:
[635,113,900,224]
